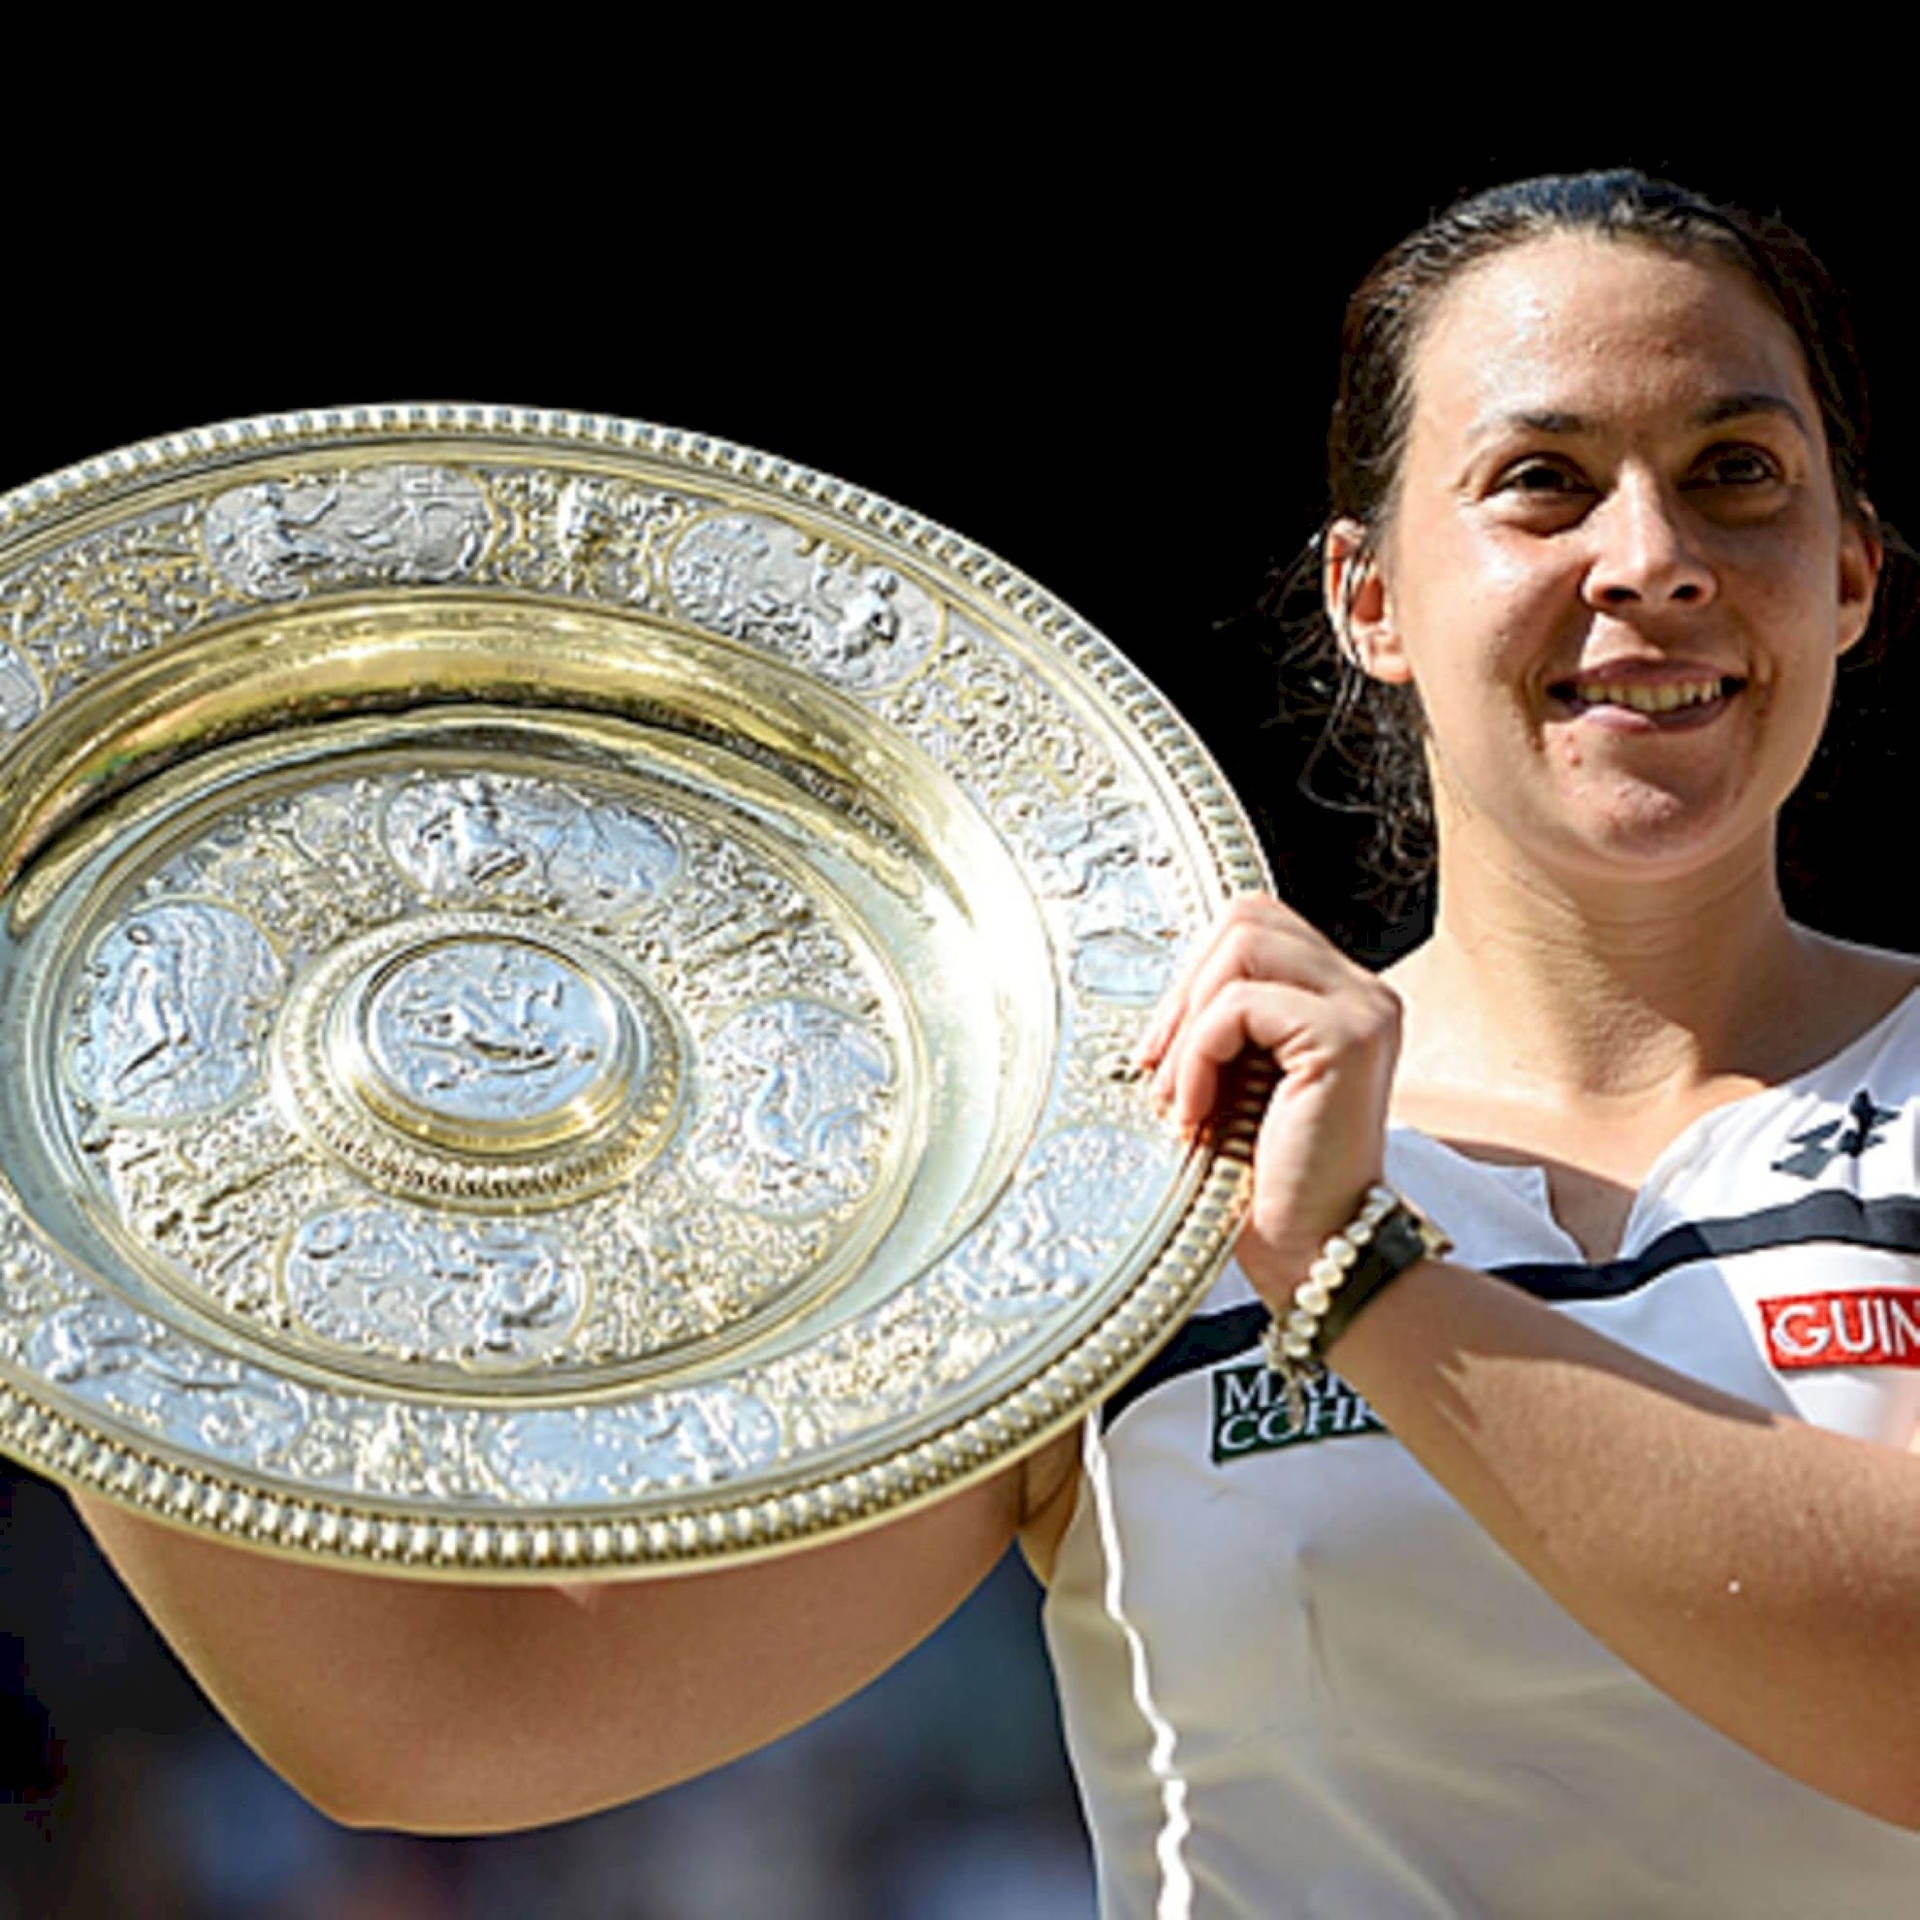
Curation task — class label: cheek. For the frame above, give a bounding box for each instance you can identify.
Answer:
[1737,556,1846,694]
[1392,533,1575,683]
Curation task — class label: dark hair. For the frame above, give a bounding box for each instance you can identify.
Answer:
[1287,168,1892,921]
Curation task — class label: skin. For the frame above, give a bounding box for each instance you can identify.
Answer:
[75,233,1920,1837]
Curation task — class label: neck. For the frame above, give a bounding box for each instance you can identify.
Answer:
[1394,830,1825,1108]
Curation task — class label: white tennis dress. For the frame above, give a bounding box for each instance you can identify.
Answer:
[1045,990,1920,1918]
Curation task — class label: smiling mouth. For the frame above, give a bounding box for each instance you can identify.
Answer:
[1550,675,1744,717]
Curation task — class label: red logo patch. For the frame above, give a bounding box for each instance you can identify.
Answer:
[1759,1289,1920,1370]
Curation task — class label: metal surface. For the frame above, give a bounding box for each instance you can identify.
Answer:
[0,407,1266,1579]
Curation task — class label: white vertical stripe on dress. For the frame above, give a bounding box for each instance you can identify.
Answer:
[1082,1412,1193,1919]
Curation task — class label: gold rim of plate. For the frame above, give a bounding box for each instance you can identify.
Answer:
[0,405,1268,1580]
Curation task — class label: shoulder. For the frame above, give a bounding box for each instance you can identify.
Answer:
[1796,933,1920,1056]
[1802,930,1920,990]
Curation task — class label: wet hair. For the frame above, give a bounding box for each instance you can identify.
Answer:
[1283,168,1896,925]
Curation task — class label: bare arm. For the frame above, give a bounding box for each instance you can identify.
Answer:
[74,1460,1026,1835]
[1327,1264,1920,1827]
[1145,896,1920,1829]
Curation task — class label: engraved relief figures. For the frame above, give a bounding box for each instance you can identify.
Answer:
[946,1126,1165,1312]
[486,1385,780,1499]
[69,903,286,1121]
[690,999,894,1217]
[364,940,621,1128]
[1030,794,1181,1002]
[53,762,909,1385]
[284,1208,585,1371]
[202,464,489,601]
[668,514,940,690]
[29,1301,308,1467]
[480,467,697,610]
[1,504,221,702]
[548,474,674,601]
[383,774,681,920]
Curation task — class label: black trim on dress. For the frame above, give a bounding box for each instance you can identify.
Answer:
[1102,1191,1920,1431]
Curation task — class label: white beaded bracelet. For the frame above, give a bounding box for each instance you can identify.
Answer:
[1260,1184,1450,1384]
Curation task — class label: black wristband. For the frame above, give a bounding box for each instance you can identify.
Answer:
[1262,1189,1452,1383]
[1316,1203,1448,1356]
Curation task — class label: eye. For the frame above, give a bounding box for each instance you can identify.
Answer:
[1496,457,1591,496]
[1488,456,1596,526]
[1686,444,1783,489]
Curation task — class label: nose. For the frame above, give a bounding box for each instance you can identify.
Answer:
[1581,473,1716,611]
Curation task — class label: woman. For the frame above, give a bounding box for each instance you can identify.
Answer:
[76,172,1920,1915]
[1051,172,1920,1914]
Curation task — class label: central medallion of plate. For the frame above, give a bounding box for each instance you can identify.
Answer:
[358,933,633,1146]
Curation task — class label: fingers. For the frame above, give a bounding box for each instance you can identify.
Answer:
[1159,976,1324,1130]
[1142,897,1362,1088]
[1137,894,1275,1068]
[1131,895,1402,1303]
[1140,894,1399,1136]
[1161,967,1400,1131]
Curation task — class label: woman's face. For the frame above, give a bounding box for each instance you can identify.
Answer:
[1341,233,1879,896]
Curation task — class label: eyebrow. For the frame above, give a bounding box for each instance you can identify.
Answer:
[1477,392,1812,440]
[1694,391,1810,435]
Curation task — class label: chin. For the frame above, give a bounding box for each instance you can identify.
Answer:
[1550,800,1780,891]
[1441,757,1796,896]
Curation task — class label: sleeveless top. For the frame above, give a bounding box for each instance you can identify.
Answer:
[1044,989,1920,1918]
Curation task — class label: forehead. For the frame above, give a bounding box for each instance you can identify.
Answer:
[1405,233,1818,445]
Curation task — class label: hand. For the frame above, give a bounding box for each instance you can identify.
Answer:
[1137,894,1403,1308]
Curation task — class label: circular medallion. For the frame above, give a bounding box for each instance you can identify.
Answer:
[275,911,679,1207]
[361,936,626,1135]
[0,406,1265,1578]
[67,901,287,1124]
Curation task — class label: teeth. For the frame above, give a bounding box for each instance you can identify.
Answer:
[1570,678,1726,714]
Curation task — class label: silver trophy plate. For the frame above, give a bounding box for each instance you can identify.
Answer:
[0,407,1265,1579]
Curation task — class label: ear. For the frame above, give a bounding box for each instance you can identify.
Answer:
[1836,502,1883,658]
[1323,518,1412,684]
